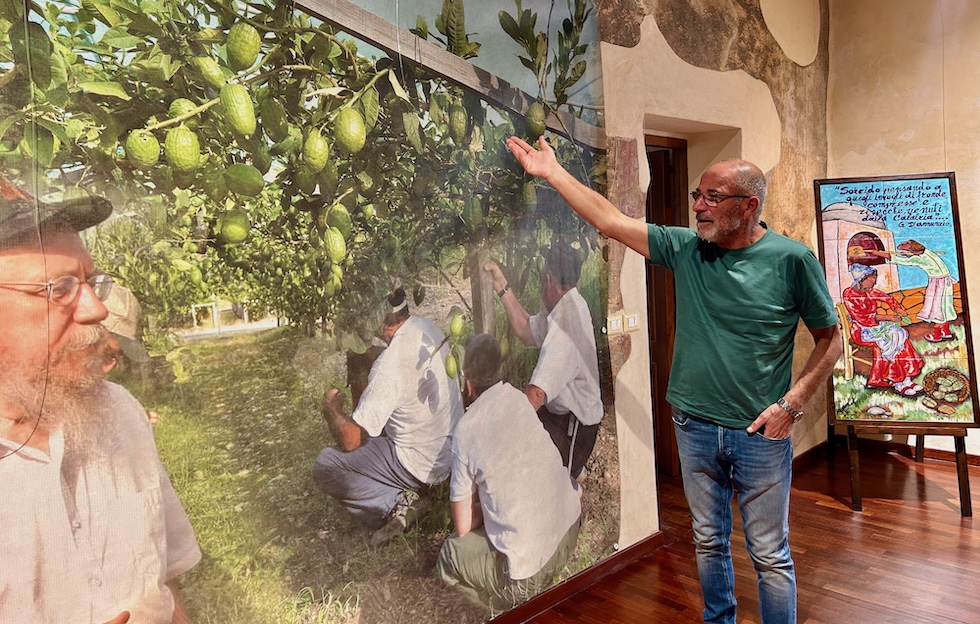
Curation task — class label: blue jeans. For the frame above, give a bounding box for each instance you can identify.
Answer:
[672,408,796,624]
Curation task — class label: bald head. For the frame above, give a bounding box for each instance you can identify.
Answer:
[711,159,767,211]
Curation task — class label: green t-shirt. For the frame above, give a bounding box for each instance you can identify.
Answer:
[647,224,838,428]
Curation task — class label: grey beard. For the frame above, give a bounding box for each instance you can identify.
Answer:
[697,217,741,243]
[62,383,116,469]
[0,324,115,462]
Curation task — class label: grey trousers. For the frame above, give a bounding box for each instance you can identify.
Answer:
[312,436,425,530]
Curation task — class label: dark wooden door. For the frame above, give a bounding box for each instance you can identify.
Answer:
[645,136,688,476]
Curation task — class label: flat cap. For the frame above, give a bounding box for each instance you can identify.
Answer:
[0,177,113,248]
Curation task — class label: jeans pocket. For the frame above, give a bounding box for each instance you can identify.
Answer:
[671,410,690,428]
[760,432,791,443]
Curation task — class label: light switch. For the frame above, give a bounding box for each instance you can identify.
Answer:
[624,313,639,331]
[607,316,623,335]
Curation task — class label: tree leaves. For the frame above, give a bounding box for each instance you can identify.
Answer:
[436,0,478,59]
[0,0,599,347]
[100,25,142,49]
[402,111,423,153]
[76,80,131,100]
[86,0,124,27]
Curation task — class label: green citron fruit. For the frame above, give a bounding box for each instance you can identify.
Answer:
[260,98,288,143]
[527,101,547,137]
[252,144,272,175]
[324,270,342,297]
[521,181,537,206]
[220,83,256,137]
[444,353,458,379]
[462,196,482,229]
[224,163,265,196]
[334,108,366,155]
[194,56,226,89]
[168,98,198,129]
[294,166,316,195]
[164,125,201,172]
[318,160,339,197]
[303,128,330,172]
[449,105,467,143]
[326,204,352,240]
[125,130,160,168]
[324,226,346,263]
[449,314,464,338]
[226,22,262,71]
[218,209,250,244]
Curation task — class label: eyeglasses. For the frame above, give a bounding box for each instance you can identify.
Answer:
[0,273,114,306]
[691,189,751,207]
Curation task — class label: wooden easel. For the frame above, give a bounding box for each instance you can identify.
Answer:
[842,424,972,516]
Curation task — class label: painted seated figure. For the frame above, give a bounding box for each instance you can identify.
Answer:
[841,263,924,396]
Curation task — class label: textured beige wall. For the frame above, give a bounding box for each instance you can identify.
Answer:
[827,0,980,454]
[761,0,820,66]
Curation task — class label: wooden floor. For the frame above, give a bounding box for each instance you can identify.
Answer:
[529,441,980,624]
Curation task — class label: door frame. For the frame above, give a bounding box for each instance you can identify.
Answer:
[645,135,688,476]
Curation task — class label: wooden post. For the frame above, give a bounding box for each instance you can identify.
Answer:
[955,434,973,517]
[846,425,862,511]
[468,238,495,335]
[844,425,972,516]
[295,0,605,149]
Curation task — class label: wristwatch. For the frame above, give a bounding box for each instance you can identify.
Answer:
[497,283,510,298]
[776,397,804,422]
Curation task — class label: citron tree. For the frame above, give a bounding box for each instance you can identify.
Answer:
[0,0,600,344]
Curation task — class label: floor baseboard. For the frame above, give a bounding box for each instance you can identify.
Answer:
[491,531,666,623]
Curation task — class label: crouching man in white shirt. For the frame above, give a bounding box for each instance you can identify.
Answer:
[435,334,581,611]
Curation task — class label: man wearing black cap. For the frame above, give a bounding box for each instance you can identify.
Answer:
[313,286,464,546]
[0,178,201,623]
[435,334,581,610]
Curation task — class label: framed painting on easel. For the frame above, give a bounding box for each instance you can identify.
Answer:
[814,172,979,428]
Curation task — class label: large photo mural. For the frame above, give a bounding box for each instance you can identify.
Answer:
[0,0,615,622]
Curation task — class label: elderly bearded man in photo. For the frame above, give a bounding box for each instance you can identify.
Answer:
[0,179,201,624]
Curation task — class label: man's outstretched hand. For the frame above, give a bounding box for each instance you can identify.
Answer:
[506,136,559,180]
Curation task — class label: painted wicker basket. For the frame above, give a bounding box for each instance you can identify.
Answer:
[921,368,970,406]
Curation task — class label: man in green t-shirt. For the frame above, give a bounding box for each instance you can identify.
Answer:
[506,136,841,624]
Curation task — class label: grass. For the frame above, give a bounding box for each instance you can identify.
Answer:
[118,321,619,623]
[832,326,975,423]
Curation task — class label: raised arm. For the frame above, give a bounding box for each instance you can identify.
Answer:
[484,260,535,345]
[507,136,650,258]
